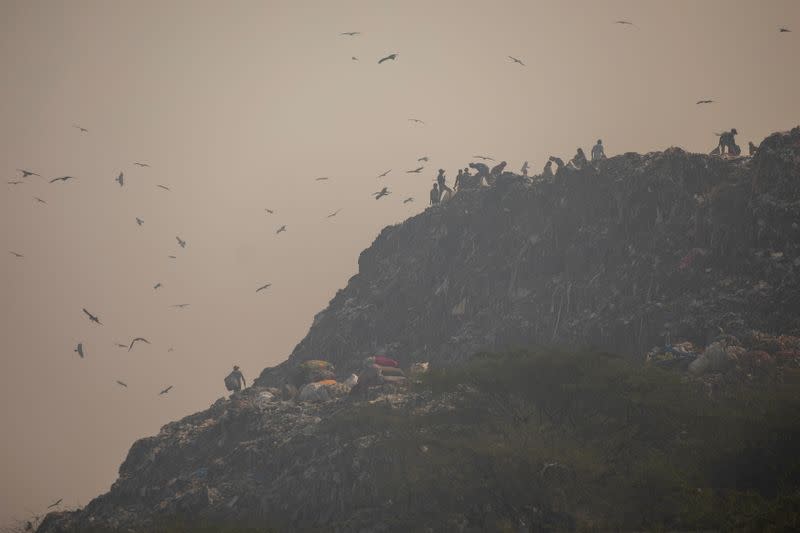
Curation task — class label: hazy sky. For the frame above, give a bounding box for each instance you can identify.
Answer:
[1,0,798,525]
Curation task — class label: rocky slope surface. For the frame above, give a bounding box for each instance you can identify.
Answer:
[39,128,800,532]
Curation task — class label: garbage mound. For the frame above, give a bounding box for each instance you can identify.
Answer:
[256,127,800,387]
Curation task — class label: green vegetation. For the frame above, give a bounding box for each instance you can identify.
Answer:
[333,350,800,531]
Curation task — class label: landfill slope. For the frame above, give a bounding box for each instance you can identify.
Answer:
[38,127,800,532]
[257,127,800,386]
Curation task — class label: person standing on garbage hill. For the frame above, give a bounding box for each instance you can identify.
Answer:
[591,139,606,161]
[521,161,529,177]
[568,148,588,169]
[716,128,738,155]
[454,168,464,190]
[224,365,246,393]
[429,182,440,206]
[436,169,451,195]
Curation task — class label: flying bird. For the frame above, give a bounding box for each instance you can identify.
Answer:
[8,180,24,185]
[276,225,286,234]
[315,176,330,181]
[49,176,75,183]
[340,31,361,36]
[116,380,128,388]
[157,184,171,191]
[9,251,24,258]
[265,209,274,214]
[403,197,414,204]
[327,208,342,218]
[74,343,84,358]
[378,53,398,64]
[507,55,525,66]
[377,169,392,178]
[473,155,495,161]
[615,20,635,26]
[176,236,186,248]
[115,172,124,187]
[34,197,47,204]
[159,385,173,395]
[128,337,151,351]
[779,27,791,32]
[72,124,88,133]
[133,162,150,167]
[408,118,425,124]
[82,308,102,325]
[171,303,190,309]
[114,343,128,349]
[47,499,62,509]
[696,99,714,104]
[168,255,177,259]
[406,166,424,174]
[136,217,144,226]
[351,56,358,61]
[373,187,391,200]
[16,169,40,178]
[417,156,429,162]
[153,282,162,290]
[256,283,272,293]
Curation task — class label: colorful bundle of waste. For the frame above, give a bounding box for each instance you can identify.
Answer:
[646,341,698,370]
[291,359,335,387]
[363,355,408,386]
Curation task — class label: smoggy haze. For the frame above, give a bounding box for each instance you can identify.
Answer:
[1,0,799,525]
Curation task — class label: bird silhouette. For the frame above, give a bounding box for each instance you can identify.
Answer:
[49,176,75,183]
[47,499,62,509]
[72,124,88,133]
[276,225,287,234]
[373,187,391,200]
[74,343,84,358]
[168,255,177,259]
[133,162,150,167]
[157,184,171,191]
[377,169,392,178]
[159,385,173,395]
[171,303,190,309]
[696,99,714,104]
[9,251,24,258]
[340,31,361,36]
[128,337,151,351]
[417,156,429,162]
[115,172,124,187]
[176,236,186,248]
[408,118,425,124]
[406,166,424,173]
[473,155,495,161]
[153,282,162,290]
[116,380,128,388]
[507,55,525,66]
[351,56,358,61]
[136,217,144,226]
[34,197,47,204]
[615,20,634,26]
[779,27,791,32]
[265,209,275,214]
[114,343,128,349]
[8,180,24,185]
[327,209,342,218]
[82,308,102,325]
[17,169,40,178]
[378,53,398,64]
[403,197,414,204]
[256,283,272,293]
[315,176,330,181]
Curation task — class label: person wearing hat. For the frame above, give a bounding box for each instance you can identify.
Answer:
[224,365,246,392]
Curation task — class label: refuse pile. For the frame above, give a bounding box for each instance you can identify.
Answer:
[256,127,800,388]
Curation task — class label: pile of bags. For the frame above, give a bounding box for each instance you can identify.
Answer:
[363,355,408,386]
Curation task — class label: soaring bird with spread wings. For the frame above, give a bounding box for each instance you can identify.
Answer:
[406,166,424,174]
[507,56,525,66]
[50,176,76,183]
[276,225,287,234]
[159,385,173,395]
[373,187,391,200]
[696,99,714,104]
[377,169,392,178]
[340,31,361,36]
[17,169,40,178]
[256,283,272,293]
[378,53,398,64]
[82,308,102,325]
[128,337,151,351]
[74,343,84,358]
